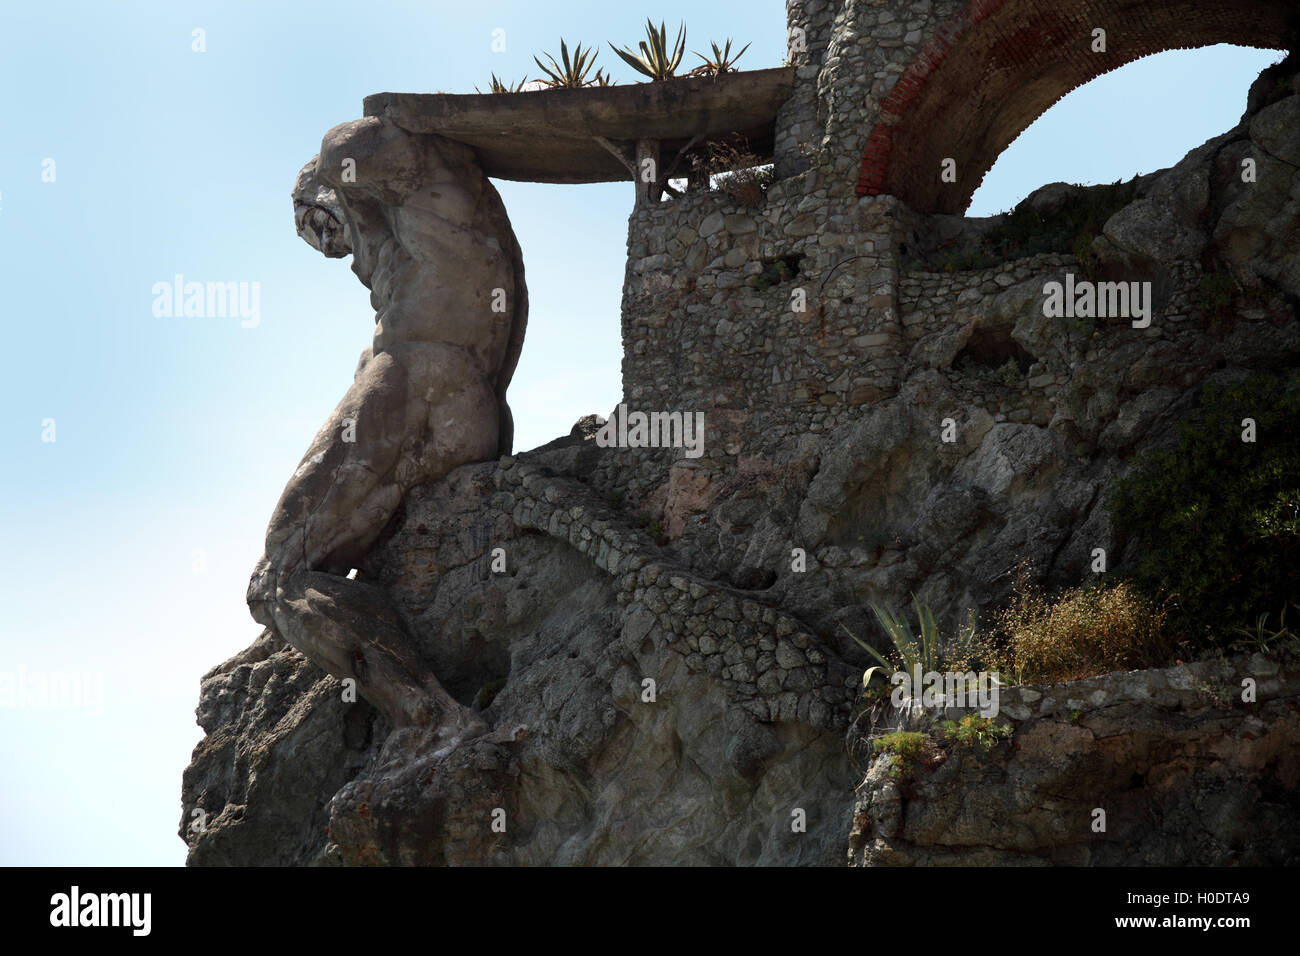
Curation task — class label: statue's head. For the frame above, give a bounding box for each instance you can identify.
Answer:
[292,157,352,258]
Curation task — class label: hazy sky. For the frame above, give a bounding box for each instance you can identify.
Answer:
[0,0,1278,866]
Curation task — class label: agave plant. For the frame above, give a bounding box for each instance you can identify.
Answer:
[842,596,950,684]
[690,38,751,76]
[610,19,686,81]
[533,39,600,89]
[475,73,530,94]
[1231,603,1298,653]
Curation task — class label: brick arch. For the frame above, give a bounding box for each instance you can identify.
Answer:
[856,0,1293,214]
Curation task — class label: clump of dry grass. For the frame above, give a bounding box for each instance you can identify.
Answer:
[707,140,773,208]
[993,574,1174,684]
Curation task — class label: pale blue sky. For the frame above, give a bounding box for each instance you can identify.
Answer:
[0,0,1278,866]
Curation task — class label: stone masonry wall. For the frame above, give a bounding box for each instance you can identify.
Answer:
[614,0,1292,493]
[773,0,836,178]
[618,188,1226,487]
[619,174,904,469]
[493,455,860,728]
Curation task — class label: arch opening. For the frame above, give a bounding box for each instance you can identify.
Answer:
[968,45,1283,217]
[856,0,1294,214]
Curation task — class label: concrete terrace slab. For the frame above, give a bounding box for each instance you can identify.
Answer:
[362,67,795,184]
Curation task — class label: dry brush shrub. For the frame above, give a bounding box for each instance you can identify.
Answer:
[994,575,1174,684]
[708,140,773,208]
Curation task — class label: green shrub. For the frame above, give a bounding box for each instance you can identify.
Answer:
[940,715,1010,751]
[610,19,686,81]
[1072,232,1100,281]
[533,39,600,88]
[690,38,750,77]
[872,730,929,778]
[745,255,800,291]
[844,598,989,696]
[990,179,1137,262]
[857,530,893,553]
[1199,271,1237,315]
[997,357,1021,387]
[1110,371,1300,645]
[476,73,530,94]
[1231,603,1300,655]
[937,247,997,272]
[472,678,506,709]
[637,513,667,544]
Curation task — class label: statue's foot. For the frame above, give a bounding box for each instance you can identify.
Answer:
[265,567,486,736]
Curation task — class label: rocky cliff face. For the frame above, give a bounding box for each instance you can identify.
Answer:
[181,61,1300,865]
[848,655,1300,866]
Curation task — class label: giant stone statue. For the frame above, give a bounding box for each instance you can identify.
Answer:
[247,116,527,738]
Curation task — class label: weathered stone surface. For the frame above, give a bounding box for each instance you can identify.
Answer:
[292,160,351,258]
[248,116,527,734]
[621,61,1300,647]
[365,68,794,185]
[848,657,1300,866]
[839,0,1290,212]
[181,630,385,865]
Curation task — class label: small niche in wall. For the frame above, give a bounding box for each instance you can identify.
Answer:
[745,254,805,291]
[952,325,1035,385]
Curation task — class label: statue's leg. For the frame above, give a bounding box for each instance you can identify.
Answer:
[270,569,486,737]
[262,348,409,578]
[249,342,498,730]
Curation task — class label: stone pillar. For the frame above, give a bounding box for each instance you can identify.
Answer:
[635,138,661,207]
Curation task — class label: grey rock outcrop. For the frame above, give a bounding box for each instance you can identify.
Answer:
[847,655,1300,866]
[181,630,384,865]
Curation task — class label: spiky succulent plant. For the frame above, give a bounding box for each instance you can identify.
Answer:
[610,19,686,81]
[690,38,751,76]
[533,39,600,89]
[476,73,530,94]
